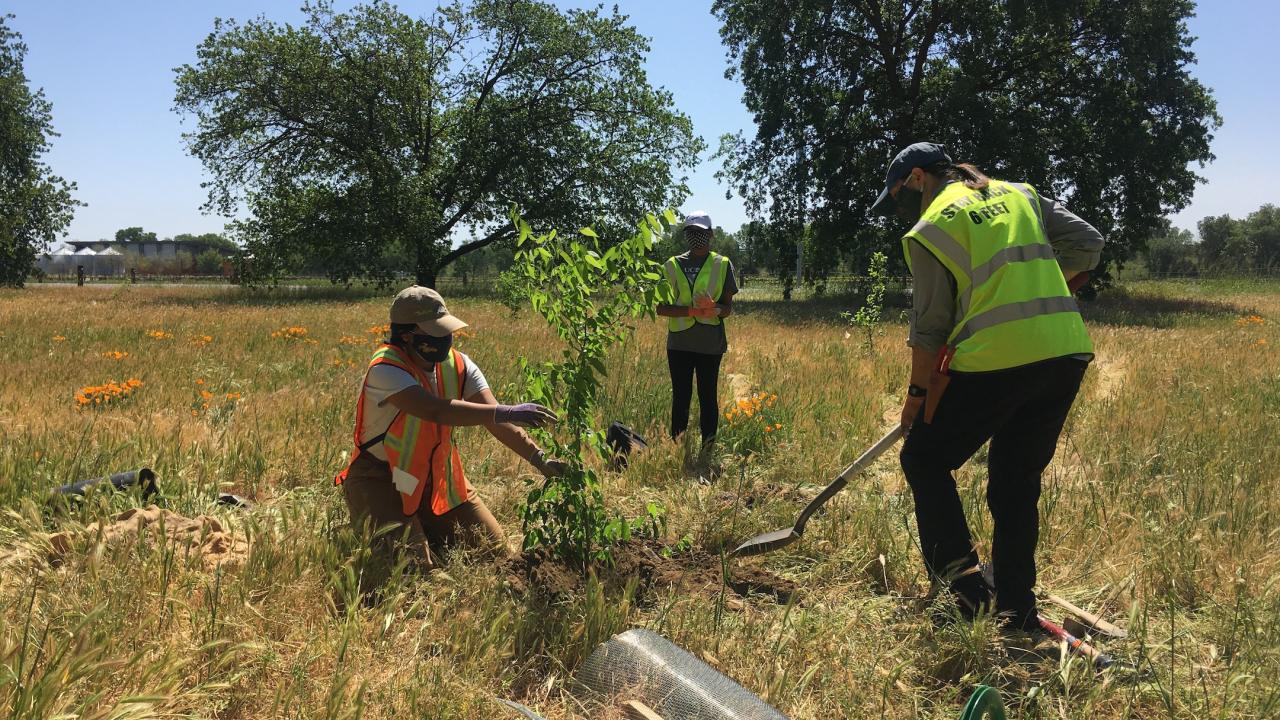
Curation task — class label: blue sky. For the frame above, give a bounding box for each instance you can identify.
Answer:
[7,1,1273,244]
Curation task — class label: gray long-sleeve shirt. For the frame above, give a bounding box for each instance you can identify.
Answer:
[907,189,1104,353]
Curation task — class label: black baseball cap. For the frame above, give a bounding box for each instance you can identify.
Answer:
[870,142,952,217]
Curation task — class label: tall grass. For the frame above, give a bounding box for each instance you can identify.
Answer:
[1,280,1277,718]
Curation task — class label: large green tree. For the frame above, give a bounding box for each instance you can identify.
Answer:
[174,0,702,286]
[714,0,1220,281]
[0,14,79,287]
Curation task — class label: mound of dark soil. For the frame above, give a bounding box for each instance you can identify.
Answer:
[500,539,798,606]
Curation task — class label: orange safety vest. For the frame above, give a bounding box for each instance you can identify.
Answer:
[335,343,472,516]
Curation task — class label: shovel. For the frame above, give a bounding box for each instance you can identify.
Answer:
[730,425,904,558]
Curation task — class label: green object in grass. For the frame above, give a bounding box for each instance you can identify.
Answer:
[959,685,1007,720]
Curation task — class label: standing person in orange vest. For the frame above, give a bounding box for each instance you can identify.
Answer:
[336,285,564,567]
[656,211,738,447]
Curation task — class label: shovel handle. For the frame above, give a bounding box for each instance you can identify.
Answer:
[1044,593,1127,638]
[794,426,904,533]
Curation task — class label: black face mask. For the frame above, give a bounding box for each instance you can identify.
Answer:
[409,332,452,363]
[686,228,711,252]
[895,186,924,224]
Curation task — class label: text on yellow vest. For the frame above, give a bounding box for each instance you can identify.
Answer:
[902,179,1092,372]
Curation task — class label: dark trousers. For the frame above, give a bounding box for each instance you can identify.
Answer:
[667,349,723,442]
[899,356,1087,620]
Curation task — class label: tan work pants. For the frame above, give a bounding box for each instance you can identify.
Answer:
[341,452,506,568]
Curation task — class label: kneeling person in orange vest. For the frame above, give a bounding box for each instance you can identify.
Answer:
[336,285,564,568]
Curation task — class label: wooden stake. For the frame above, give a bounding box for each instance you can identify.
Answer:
[622,700,665,720]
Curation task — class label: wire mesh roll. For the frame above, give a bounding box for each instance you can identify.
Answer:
[575,628,788,720]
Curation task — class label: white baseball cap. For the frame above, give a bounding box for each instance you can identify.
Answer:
[681,210,713,230]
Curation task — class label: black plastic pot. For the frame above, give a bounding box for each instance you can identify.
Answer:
[51,468,159,500]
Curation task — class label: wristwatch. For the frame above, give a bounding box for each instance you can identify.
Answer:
[907,383,928,398]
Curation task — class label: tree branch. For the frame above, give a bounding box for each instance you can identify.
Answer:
[436,225,514,270]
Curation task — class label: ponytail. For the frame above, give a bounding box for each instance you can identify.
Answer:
[924,161,990,191]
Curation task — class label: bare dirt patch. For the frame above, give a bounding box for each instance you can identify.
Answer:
[1090,355,1129,400]
[501,539,797,606]
[725,372,754,402]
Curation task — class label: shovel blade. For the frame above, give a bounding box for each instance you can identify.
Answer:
[729,527,800,558]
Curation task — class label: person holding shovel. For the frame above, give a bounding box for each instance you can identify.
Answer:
[871,143,1102,631]
[335,285,566,568]
[656,211,739,447]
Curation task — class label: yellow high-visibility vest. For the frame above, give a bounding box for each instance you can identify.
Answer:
[664,252,729,332]
[902,179,1092,372]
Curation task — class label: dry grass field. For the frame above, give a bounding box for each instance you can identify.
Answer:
[1,278,1277,719]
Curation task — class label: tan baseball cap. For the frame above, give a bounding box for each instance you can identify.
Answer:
[389,285,468,335]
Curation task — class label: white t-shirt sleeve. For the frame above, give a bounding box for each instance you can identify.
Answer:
[365,364,418,402]
[358,364,419,461]
[459,352,490,399]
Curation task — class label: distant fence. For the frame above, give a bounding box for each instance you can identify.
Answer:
[30,272,485,290]
[30,268,1278,290]
[1111,269,1280,281]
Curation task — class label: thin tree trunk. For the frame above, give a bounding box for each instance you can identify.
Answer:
[415,243,436,288]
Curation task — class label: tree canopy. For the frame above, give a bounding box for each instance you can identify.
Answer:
[115,226,158,244]
[713,0,1220,282]
[1198,205,1280,273]
[0,14,79,287]
[172,232,237,253]
[174,0,703,287]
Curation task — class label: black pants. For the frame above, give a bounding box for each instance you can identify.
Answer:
[899,355,1087,622]
[667,349,723,442]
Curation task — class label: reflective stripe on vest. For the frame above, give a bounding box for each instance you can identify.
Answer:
[665,252,729,332]
[903,180,1092,372]
[952,295,1081,344]
[338,344,471,515]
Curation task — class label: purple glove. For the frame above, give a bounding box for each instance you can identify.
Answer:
[495,403,558,428]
